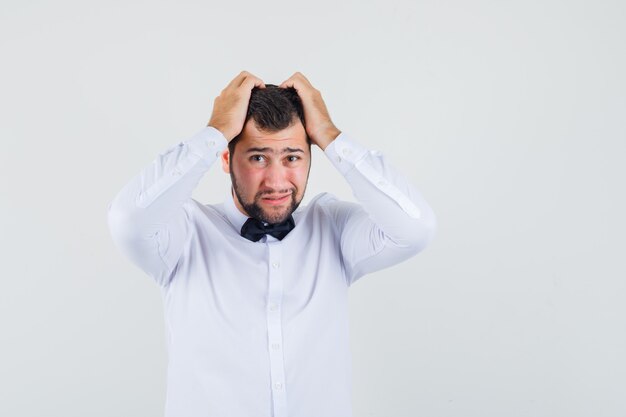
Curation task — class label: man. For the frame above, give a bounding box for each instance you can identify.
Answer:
[107,71,436,417]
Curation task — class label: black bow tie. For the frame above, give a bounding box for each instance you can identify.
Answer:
[240,215,295,242]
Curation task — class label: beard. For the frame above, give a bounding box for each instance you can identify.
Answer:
[230,172,304,225]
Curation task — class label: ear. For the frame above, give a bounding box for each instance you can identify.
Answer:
[220,149,231,174]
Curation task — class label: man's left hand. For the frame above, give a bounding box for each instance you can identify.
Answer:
[279,72,341,150]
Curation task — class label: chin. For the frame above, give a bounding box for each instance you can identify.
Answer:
[241,191,303,225]
[260,208,291,224]
[259,197,299,224]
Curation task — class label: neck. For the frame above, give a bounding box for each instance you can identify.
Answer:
[231,187,251,217]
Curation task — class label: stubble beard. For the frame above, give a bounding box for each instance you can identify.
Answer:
[230,172,304,225]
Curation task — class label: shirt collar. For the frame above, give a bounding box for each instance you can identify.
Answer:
[224,186,250,234]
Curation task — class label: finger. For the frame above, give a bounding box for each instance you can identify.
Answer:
[224,71,250,91]
[237,71,265,88]
[293,71,312,86]
[280,78,313,98]
[281,71,311,85]
[279,76,305,91]
[240,75,266,91]
[278,73,297,88]
[279,72,313,91]
[278,72,297,88]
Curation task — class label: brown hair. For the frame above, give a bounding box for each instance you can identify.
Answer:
[228,84,310,156]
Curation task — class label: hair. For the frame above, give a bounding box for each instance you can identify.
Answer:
[228,84,310,157]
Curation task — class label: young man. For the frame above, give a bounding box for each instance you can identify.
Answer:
[107,71,436,417]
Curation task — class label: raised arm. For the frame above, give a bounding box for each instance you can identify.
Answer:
[279,72,436,285]
[323,133,436,285]
[107,71,266,286]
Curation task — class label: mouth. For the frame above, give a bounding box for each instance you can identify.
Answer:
[260,193,291,206]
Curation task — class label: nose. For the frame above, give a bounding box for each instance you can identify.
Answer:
[262,161,290,193]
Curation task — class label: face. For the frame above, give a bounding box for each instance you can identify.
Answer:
[221,119,311,224]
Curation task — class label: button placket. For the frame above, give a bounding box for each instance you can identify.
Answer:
[266,243,288,416]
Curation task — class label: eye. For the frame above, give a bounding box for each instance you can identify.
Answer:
[286,155,300,162]
[250,155,266,163]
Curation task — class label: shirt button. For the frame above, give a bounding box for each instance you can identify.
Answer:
[342,148,352,156]
[272,261,280,269]
[208,140,215,146]
[274,382,282,390]
[272,343,280,350]
[269,303,278,311]
[335,155,342,162]
[378,179,387,187]
[172,169,181,176]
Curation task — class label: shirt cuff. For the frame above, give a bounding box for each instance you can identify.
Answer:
[185,125,229,160]
[323,132,369,176]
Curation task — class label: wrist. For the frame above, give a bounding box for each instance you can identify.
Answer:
[207,123,233,142]
[314,126,341,151]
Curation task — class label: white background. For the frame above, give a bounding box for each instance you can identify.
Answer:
[1,0,625,416]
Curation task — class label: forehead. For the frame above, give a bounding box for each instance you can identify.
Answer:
[238,120,309,152]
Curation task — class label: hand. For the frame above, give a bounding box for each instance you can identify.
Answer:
[208,71,266,142]
[279,72,341,150]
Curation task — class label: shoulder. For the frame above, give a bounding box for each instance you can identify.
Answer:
[296,192,363,223]
[297,192,340,212]
[185,198,229,223]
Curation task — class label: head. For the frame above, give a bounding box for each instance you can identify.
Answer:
[221,84,312,224]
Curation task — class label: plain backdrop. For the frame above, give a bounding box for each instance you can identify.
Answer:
[1,0,624,416]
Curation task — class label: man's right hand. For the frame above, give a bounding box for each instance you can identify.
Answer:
[207,71,266,142]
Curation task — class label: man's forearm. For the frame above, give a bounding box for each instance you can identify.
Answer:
[324,132,437,248]
[106,126,227,285]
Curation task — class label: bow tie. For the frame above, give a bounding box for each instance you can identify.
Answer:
[240,215,295,242]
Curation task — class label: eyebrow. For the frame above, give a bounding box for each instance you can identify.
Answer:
[245,147,305,154]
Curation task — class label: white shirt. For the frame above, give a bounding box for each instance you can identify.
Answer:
[107,125,436,417]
